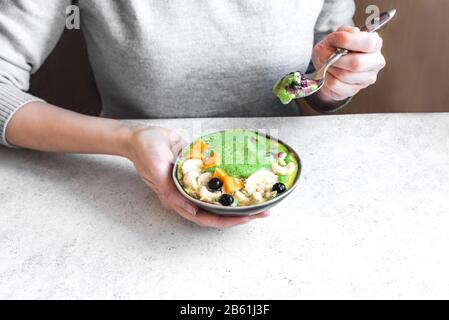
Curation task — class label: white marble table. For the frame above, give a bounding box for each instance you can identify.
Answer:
[1,113,449,300]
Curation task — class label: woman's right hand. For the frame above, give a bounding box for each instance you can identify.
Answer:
[126,125,270,228]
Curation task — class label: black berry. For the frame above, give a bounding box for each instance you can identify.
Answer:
[272,183,287,194]
[208,178,223,191]
[219,194,234,206]
[291,81,301,88]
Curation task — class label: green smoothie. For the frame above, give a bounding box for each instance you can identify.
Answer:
[273,71,319,104]
[177,129,299,206]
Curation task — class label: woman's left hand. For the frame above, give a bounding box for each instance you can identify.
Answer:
[312,26,386,104]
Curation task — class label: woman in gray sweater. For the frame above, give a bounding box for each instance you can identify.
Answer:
[0,0,386,228]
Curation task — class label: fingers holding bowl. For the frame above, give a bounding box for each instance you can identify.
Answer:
[175,209,271,229]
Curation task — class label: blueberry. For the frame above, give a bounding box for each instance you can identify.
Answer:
[290,81,301,89]
[272,183,287,194]
[208,178,223,191]
[219,194,234,206]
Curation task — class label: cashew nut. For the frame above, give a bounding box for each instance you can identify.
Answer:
[272,162,295,176]
[199,186,221,203]
[252,192,263,203]
[277,152,287,166]
[182,159,203,175]
[197,172,213,188]
[183,171,200,190]
[264,191,277,200]
[235,190,264,205]
[245,169,278,195]
[234,191,252,205]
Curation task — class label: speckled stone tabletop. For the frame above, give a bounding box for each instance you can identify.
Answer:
[1,113,449,299]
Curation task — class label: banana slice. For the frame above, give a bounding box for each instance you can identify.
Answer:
[272,162,296,176]
[197,172,213,188]
[182,159,203,175]
[245,170,278,195]
[183,171,200,190]
[199,186,221,203]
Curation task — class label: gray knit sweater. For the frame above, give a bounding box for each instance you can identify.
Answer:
[0,0,355,146]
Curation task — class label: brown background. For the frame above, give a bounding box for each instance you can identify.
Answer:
[29,0,449,116]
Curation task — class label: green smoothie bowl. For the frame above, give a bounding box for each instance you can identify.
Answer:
[172,129,301,216]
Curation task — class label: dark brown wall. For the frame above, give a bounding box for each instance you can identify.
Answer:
[29,0,449,116]
[29,30,101,116]
[304,0,449,115]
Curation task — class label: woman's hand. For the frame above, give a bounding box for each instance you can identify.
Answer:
[126,126,270,228]
[312,26,386,104]
[6,102,268,228]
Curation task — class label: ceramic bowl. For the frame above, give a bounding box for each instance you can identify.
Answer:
[172,130,302,216]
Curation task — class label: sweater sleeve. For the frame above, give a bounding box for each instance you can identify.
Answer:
[301,0,355,114]
[0,0,71,147]
[314,0,356,45]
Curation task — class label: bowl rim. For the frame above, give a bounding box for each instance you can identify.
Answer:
[172,129,302,212]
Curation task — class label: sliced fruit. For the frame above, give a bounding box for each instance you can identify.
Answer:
[213,168,228,181]
[222,176,244,194]
[188,139,208,159]
[203,152,221,168]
